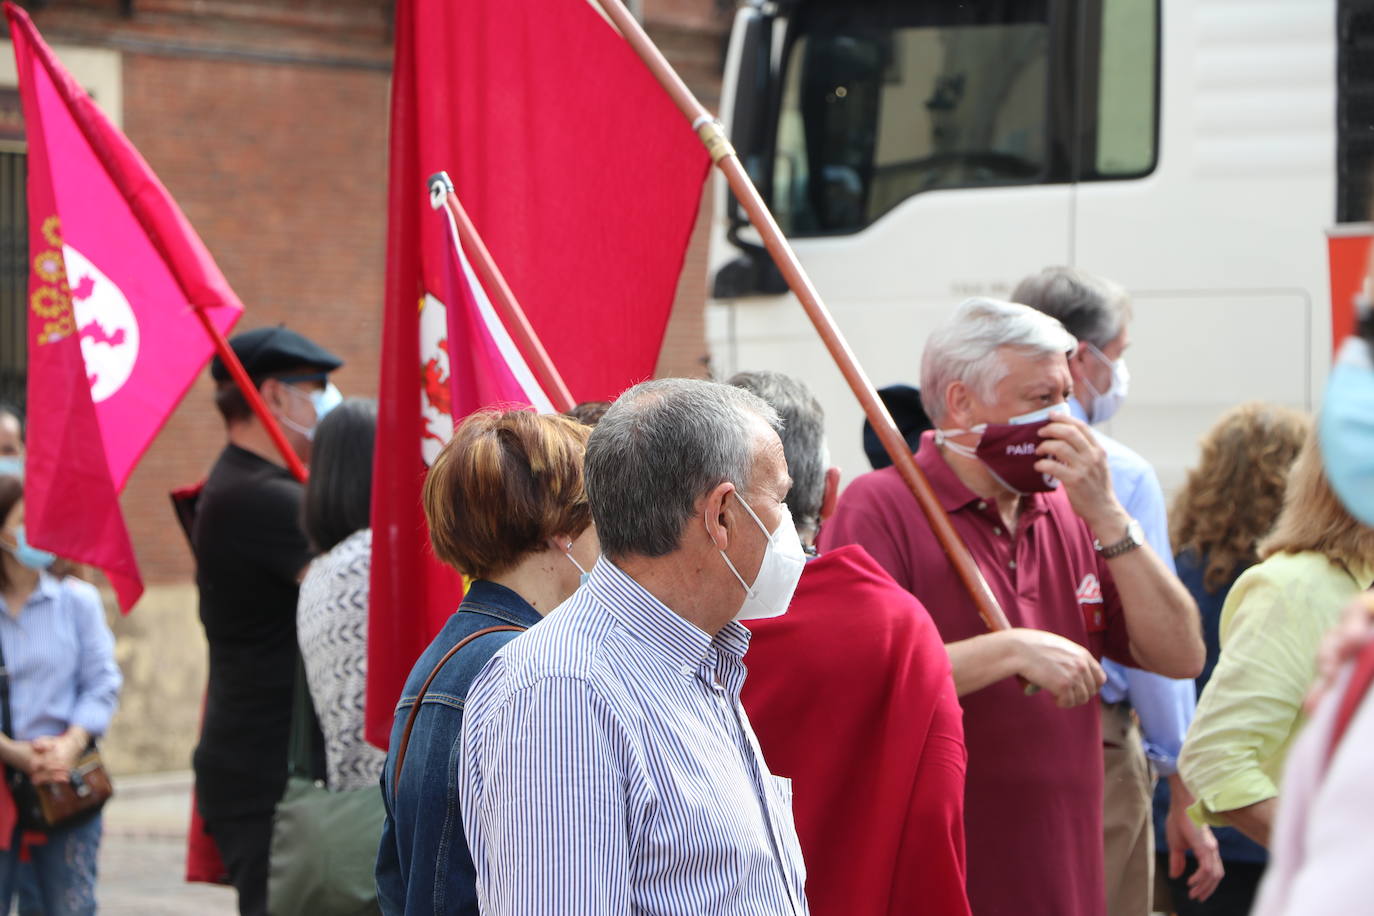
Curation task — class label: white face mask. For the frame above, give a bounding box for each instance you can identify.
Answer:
[1079,344,1129,425]
[712,493,806,621]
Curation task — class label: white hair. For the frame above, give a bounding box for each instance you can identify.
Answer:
[920,297,1076,425]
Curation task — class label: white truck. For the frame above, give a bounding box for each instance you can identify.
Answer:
[707,0,1355,492]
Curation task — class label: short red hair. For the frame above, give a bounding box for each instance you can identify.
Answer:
[423,410,591,579]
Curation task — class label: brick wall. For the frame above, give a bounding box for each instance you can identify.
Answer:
[117,51,391,582]
[19,0,731,588]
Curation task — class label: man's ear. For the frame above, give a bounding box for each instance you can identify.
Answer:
[946,380,977,429]
[701,481,736,551]
[1066,340,1091,386]
[259,377,286,412]
[820,467,841,522]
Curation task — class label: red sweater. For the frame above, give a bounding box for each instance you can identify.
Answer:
[742,545,971,916]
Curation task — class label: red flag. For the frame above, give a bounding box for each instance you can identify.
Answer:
[6,3,243,611]
[366,0,710,745]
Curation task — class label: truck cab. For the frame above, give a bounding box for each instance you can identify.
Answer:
[709,0,1358,490]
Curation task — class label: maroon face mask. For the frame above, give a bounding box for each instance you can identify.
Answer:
[974,418,1059,494]
[938,406,1066,494]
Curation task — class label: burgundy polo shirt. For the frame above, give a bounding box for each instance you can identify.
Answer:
[819,431,1137,916]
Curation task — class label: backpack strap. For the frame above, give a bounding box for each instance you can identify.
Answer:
[391,625,525,800]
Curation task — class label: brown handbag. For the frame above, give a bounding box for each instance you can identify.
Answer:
[0,638,113,832]
[8,745,113,831]
[391,624,525,800]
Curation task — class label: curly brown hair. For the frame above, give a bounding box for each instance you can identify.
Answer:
[1170,402,1309,593]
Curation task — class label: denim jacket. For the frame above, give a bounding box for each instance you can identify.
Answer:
[376,581,541,916]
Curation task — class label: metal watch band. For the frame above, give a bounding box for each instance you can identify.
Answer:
[1096,520,1143,559]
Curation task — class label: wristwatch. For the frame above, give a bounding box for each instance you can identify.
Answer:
[1094,518,1145,559]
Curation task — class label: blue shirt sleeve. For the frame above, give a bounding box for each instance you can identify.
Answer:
[68,579,122,737]
[1100,435,1195,774]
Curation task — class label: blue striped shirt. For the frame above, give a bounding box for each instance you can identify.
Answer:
[460,558,808,916]
[0,573,122,740]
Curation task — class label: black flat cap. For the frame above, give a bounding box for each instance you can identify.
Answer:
[862,384,932,470]
[210,325,343,383]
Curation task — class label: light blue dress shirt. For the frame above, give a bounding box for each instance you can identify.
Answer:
[460,558,807,916]
[0,573,122,740]
[1072,398,1195,775]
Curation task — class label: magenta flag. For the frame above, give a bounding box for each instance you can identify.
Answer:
[7,2,243,610]
[436,195,555,420]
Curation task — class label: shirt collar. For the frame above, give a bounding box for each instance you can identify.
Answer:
[915,430,985,513]
[586,557,752,670]
[1068,397,1088,423]
[461,579,546,629]
[0,572,59,618]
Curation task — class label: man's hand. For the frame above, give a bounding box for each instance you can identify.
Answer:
[1034,416,1126,534]
[1307,592,1374,713]
[1165,775,1223,901]
[1011,629,1106,707]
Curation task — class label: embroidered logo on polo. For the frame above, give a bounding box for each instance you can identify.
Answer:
[1077,574,1105,632]
[1076,574,1103,604]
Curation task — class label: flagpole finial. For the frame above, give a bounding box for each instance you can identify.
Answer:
[427,172,455,210]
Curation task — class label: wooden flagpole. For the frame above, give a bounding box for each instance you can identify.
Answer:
[588,0,1015,639]
[427,172,578,414]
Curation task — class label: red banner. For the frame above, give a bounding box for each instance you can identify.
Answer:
[367,0,710,746]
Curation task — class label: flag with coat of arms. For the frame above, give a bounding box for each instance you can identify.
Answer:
[367,0,711,746]
[5,1,243,612]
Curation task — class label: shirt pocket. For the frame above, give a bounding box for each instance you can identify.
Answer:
[766,774,807,889]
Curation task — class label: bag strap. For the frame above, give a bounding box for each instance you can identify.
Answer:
[0,628,12,741]
[285,653,316,780]
[391,625,524,800]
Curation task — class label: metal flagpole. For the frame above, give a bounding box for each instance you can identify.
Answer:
[588,0,1018,642]
[427,172,578,414]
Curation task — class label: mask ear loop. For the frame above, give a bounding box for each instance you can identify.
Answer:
[705,492,762,597]
[935,423,985,460]
[1079,343,1119,403]
[562,543,589,577]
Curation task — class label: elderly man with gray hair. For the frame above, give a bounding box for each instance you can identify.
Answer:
[459,378,808,916]
[1014,266,1224,914]
[821,297,1204,916]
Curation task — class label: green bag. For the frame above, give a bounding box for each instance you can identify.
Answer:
[267,657,384,916]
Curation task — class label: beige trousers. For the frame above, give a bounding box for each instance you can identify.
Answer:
[1103,701,1155,916]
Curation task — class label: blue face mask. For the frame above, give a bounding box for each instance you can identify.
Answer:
[281,381,343,443]
[1320,337,1374,526]
[3,525,56,571]
[0,456,22,480]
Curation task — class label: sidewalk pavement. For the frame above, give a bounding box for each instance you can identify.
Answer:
[96,771,235,915]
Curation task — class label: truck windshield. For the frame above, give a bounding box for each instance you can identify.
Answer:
[774,3,1052,235]
[767,0,1158,237]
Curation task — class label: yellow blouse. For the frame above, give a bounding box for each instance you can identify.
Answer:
[1179,550,1373,826]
